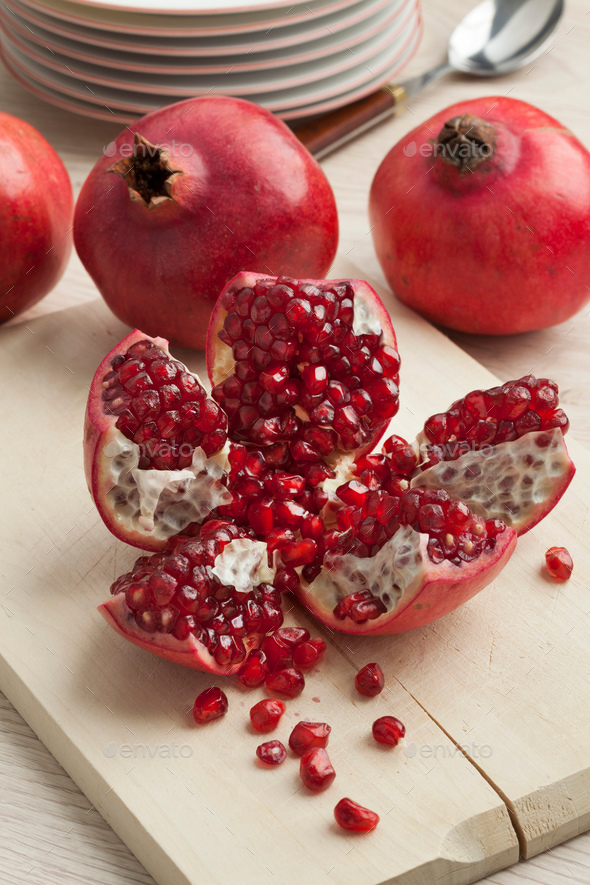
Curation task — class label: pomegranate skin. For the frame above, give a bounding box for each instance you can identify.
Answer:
[0,112,73,324]
[74,96,338,350]
[370,96,590,334]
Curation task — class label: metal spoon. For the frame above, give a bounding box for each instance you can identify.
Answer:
[295,0,564,158]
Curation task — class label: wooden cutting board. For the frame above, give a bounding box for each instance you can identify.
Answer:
[1,259,588,885]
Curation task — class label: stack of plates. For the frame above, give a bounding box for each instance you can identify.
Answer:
[0,0,422,123]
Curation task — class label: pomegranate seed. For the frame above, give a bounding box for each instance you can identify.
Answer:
[260,634,293,672]
[289,721,331,756]
[545,546,573,580]
[256,740,287,766]
[372,716,406,746]
[334,798,379,832]
[281,539,318,567]
[265,667,305,698]
[193,687,228,724]
[355,663,385,697]
[293,638,327,669]
[238,650,269,688]
[275,627,310,648]
[300,747,336,792]
[250,698,286,733]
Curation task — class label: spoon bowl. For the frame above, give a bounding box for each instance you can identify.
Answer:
[449,0,565,76]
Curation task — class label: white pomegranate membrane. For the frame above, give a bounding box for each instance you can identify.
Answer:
[87,275,574,673]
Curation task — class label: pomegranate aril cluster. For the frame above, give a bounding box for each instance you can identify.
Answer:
[422,375,569,466]
[218,442,331,575]
[212,276,400,456]
[102,338,227,469]
[110,522,283,667]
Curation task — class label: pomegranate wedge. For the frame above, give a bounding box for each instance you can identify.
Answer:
[100,522,282,674]
[413,376,575,534]
[85,330,230,551]
[207,272,400,460]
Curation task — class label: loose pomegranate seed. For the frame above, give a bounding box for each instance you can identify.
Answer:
[250,698,286,733]
[256,740,287,766]
[354,663,385,697]
[293,638,327,670]
[545,546,573,580]
[300,747,336,792]
[238,650,269,688]
[334,798,379,832]
[372,716,406,746]
[289,721,331,756]
[193,687,228,724]
[265,667,305,698]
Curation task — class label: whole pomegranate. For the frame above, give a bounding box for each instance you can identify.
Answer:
[0,112,73,324]
[74,96,338,350]
[369,97,590,334]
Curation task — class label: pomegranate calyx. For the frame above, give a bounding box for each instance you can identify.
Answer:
[435,114,495,172]
[108,134,182,209]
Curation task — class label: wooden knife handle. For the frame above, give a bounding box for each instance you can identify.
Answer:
[293,85,407,159]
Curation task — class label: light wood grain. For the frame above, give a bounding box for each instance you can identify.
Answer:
[1,0,590,882]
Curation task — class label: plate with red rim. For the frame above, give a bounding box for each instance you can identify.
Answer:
[0,7,420,117]
[0,0,418,92]
[14,0,370,35]
[0,0,410,73]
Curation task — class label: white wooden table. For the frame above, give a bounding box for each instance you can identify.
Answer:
[1,0,590,882]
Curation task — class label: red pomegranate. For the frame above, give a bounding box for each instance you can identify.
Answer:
[369,97,590,334]
[0,112,73,324]
[74,97,338,350]
[86,272,575,674]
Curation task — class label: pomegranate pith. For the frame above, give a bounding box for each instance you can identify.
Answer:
[256,740,287,765]
[193,687,228,724]
[289,721,331,756]
[545,547,573,580]
[354,664,385,697]
[372,716,405,746]
[334,798,379,832]
[250,699,286,733]
[300,747,336,792]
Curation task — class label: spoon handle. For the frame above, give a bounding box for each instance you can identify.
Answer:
[293,85,408,160]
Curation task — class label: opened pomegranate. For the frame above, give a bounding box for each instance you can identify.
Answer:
[370,96,590,334]
[90,269,577,669]
[85,330,230,551]
[0,112,73,324]
[412,376,575,535]
[74,97,338,350]
[100,521,283,674]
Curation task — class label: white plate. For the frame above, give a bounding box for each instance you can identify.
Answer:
[0,0,409,72]
[0,0,417,91]
[0,13,421,122]
[15,0,366,35]
[5,0,391,50]
[1,8,420,113]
